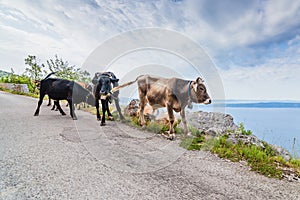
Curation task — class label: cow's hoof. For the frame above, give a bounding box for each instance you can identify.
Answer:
[97,118,101,121]
[34,113,38,116]
[100,122,106,126]
[62,113,66,116]
[162,132,175,140]
[72,117,77,120]
[108,116,114,121]
[168,133,176,140]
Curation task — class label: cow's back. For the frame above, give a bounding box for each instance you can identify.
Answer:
[137,75,189,110]
[41,78,74,100]
[137,75,169,107]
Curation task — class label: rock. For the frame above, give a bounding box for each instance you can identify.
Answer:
[271,145,291,161]
[124,99,140,117]
[124,99,154,118]
[187,111,294,161]
[155,112,178,126]
[187,111,238,136]
[227,133,265,149]
[0,83,29,93]
[124,99,166,123]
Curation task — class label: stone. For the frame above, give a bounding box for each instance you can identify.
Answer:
[187,111,238,136]
[227,133,265,149]
[271,144,291,161]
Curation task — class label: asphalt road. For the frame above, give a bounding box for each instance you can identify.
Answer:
[0,91,299,199]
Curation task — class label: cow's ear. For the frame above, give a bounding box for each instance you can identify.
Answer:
[191,81,198,92]
[111,78,119,83]
[196,77,204,84]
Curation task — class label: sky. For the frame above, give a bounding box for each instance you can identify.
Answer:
[0,0,300,100]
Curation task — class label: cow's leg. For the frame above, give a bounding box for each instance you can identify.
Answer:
[180,109,190,136]
[100,99,107,126]
[106,100,114,120]
[51,100,57,110]
[138,91,147,127]
[55,101,66,115]
[106,101,113,121]
[114,98,124,120]
[47,97,51,106]
[166,103,175,140]
[95,99,101,121]
[34,93,46,116]
[67,99,77,120]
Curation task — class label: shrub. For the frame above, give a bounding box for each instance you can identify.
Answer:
[180,135,205,150]
[237,123,252,135]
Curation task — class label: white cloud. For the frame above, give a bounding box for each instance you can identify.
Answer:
[220,58,300,100]
[0,0,300,99]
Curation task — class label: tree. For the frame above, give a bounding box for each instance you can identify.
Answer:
[24,55,46,93]
[44,55,91,83]
[78,69,91,83]
[24,55,45,80]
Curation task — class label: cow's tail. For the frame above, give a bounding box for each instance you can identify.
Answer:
[111,75,143,93]
[43,72,57,80]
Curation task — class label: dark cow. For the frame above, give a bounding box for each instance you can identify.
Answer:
[34,73,95,119]
[92,72,124,126]
[33,79,53,107]
[111,75,211,139]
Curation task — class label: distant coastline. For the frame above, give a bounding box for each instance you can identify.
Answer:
[119,97,300,109]
[215,102,300,108]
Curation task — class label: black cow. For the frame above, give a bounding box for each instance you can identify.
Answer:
[92,72,124,126]
[33,79,54,108]
[34,73,95,119]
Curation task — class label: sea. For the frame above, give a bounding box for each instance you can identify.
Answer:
[196,100,300,158]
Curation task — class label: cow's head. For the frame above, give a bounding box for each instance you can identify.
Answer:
[190,77,211,104]
[98,75,119,97]
[92,72,101,85]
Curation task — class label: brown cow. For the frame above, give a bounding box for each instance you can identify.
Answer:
[112,75,211,139]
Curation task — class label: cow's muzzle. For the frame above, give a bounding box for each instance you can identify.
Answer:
[203,98,212,105]
[100,93,111,100]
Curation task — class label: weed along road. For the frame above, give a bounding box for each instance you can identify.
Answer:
[0,91,299,199]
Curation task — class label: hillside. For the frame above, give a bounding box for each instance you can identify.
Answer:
[0,69,10,77]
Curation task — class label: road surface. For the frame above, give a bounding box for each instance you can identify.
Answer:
[0,91,299,199]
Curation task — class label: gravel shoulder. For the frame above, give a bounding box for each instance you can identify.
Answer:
[0,91,299,199]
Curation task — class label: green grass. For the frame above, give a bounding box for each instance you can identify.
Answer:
[181,133,300,179]
[128,115,181,134]
[127,115,300,179]
[236,123,252,135]
[0,86,39,98]
[211,137,282,178]
[180,135,205,150]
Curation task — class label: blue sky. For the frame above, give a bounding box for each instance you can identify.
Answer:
[0,0,300,100]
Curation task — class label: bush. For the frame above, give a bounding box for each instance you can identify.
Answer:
[237,123,252,135]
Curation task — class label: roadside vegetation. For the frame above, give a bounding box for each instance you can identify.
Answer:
[179,123,300,179]
[113,112,300,179]
[0,54,91,95]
